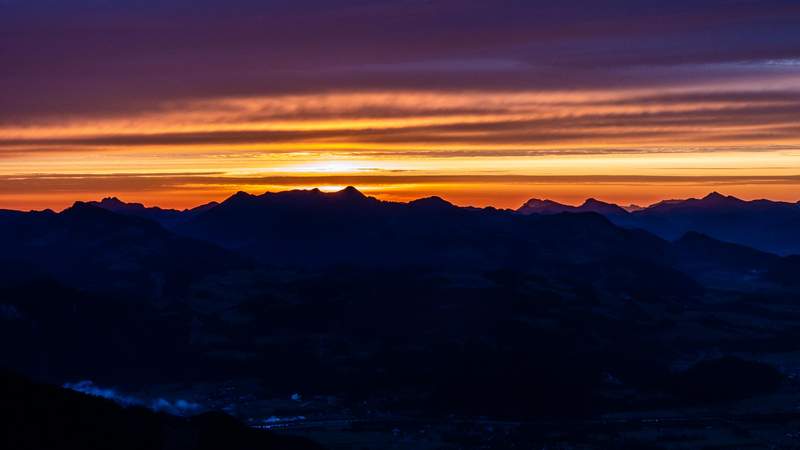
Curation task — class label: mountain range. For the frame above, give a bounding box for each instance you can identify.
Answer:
[2,187,798,300]
[3,187,800,448]
[3,188,797,292]
[79,189,800,257]
[518,191,800,255]
[87,196,219,228]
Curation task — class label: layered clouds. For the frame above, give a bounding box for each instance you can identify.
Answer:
[2,0,800,208]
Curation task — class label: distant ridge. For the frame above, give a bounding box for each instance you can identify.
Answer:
[517,198,575,215]
[4,185,798,293]
[171,185,682,269]
[7,187,800,257]
[518,197,627,217]
[517,192,800,255]
[408,196,457,211]
[0,201,246,298]
[87,196,219,228]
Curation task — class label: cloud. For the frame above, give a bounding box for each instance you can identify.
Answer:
[2,0,800,209]
[2,0,800,123]
[4,100,800,152]
[63,380,202,416]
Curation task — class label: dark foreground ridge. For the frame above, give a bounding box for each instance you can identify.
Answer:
[0,370,321,450]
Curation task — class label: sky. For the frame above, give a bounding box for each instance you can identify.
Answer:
[2,0,800,210]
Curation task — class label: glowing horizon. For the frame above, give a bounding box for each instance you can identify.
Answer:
[5,176,800,214]
[3,2,800,210]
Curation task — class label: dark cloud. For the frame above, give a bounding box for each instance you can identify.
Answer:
[2,0,800,123]
[3,101,800,152]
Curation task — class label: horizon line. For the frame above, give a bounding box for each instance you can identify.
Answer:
[5,186,800,215]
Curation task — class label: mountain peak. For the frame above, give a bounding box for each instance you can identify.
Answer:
[522,198,556,206]
[703,191,727,200]
[338,186,365,198]
[520,198,566,209]
[228,191,254,201]
[326,186,369,203]
[698,191,744,206]
[408,196,455,210]
[68,201,99,211]
[217,191,258,209]
[100,196,124,205]
[517,198,574,215]
[95,196,147,210]
[581,198,613,207]
[577,198,628,215]
[62,201,126,223]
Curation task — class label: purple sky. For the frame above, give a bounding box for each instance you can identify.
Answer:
[2,1,800,209]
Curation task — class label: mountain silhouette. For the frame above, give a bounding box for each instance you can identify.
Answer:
[177,186,680,270]
[518,197,627,217]
[0,370,321,450]
[518,192,800,255]
[517,198,576,214]
[6,187,785,289]
[3,187,800,443]
[579,198,630,216]
[3,188,795,296]
[88,196,218,228]
[407,195,457,212]
[0,202,247,298]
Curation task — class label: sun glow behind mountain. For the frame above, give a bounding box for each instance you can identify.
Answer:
[3,1,800,210]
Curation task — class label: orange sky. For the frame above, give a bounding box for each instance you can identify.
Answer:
[3,85,800,211]
[4,1,800,211]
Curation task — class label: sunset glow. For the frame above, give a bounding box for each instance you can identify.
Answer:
[3,1,800,210]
